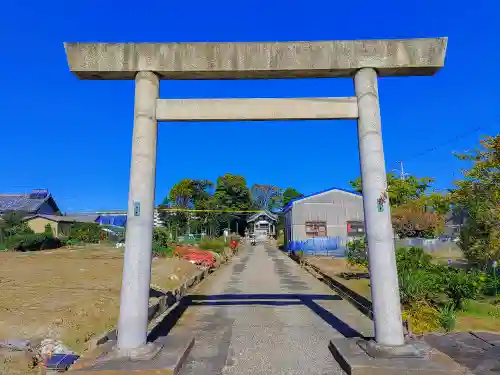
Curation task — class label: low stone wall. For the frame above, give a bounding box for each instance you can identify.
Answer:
[72,245,240,371]
[88,268,210,351]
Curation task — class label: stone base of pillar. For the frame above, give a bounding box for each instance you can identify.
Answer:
[329,338,465,375]
[106,342,164,361]
[71,335,195,375]
[357,338,424,358]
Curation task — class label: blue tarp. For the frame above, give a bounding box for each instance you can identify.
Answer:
[97,215,127,227]
[287,236,346,257]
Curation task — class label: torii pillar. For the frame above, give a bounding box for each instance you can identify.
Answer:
[64,38,448,366]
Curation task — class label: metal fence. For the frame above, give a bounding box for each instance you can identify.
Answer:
[394,238,461,253]
[177,234,204,244]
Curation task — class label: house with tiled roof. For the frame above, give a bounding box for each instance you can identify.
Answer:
[0,189,60,217]
[23,214,100,236]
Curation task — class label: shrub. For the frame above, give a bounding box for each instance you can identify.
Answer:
[4,233,61,252]
[152,228,173,257]
[441,268,485,310]
[44,223,53,236]
[5,222,34,237]
[398,269,440,307]
[62,238,83,246]
[67,222,102,243]
[437,303,456,332]
[395,246,433,272]
[484,271,500,296]
[402,303,441,334]
[153,227,170,248]
[346,237,368,268]
[152,243,173,258]
[199,237,225,253]
[458,221,500,269]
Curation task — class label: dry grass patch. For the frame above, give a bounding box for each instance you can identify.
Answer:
[0,245,199,355]
[0,350,37,375]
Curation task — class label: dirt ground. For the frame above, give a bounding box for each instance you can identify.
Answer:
[306,257,372,298]
[0,244,200,373]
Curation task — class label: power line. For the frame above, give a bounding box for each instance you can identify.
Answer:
[393,122,495,167]
[74,208,270,214]
[158,208,264,213]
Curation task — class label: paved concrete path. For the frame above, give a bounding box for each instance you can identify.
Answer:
[169,244,373,375]
[424,332,500,375]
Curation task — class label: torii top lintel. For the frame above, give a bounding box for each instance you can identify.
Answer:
[64,38,447,80]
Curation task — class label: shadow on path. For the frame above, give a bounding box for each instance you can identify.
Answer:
[148,293,366,342]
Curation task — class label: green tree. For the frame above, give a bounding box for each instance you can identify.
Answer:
[349,173,434,207]
[160,196,171,207]
[201,198,224,236]
[165,179,213,210]
[164,179,214,236]
[166,179,195,235]
[212,174,251,235]
[169,179,195,208]
[1,211,32,237]
[190,180,215,234]
[415,192,451,215]
[2,211,27,228]
[282,187,304,208]
[250,184,283,211]
[451,135,500,268]
[213,174,251,210]
[191,180,214,208]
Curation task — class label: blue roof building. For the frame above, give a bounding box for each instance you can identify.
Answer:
[283,187,364,255]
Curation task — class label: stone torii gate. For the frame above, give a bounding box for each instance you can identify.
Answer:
[64,38,447,361]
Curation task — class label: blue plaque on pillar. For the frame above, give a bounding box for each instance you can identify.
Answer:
[134,201,141,217]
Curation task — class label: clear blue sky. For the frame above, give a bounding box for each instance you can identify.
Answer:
[1,1,498,212]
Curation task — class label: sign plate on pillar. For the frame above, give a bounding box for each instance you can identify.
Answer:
[133,201,141,217]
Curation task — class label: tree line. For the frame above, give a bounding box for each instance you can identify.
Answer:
[158,174,305,237]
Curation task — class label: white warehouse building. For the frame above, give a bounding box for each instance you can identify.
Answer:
[283,187,365,252]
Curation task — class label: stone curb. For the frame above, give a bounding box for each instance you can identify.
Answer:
[72,245,241,372]
[288,254,373,319]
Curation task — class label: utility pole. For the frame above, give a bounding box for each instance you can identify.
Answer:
[399,161,406,180]
[391,161,408,181]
